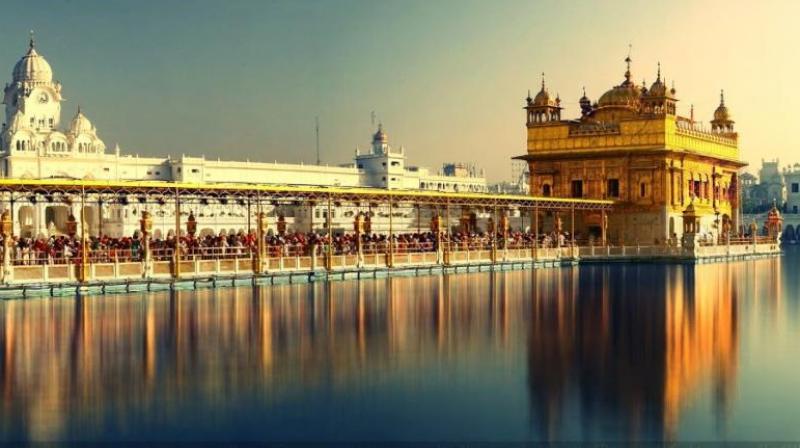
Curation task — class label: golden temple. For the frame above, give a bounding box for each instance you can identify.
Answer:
[515,55,746,244]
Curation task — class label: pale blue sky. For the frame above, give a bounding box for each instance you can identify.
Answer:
[2,0,794,180]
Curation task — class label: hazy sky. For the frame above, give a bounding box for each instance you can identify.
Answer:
[2,0,794,180]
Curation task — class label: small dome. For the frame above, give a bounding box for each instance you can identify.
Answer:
[579,87,590,105]
[648,63,671,98]
[714,92,731,121]
[372,123,388,144]
[713,104,730,121]
[649,79,667,97]
[69,108,94,134]
[12,37,53,83]
[532,74,558,107]
[533,88,555,107]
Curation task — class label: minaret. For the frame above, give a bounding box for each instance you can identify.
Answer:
[2,34,64,152]
[525,73,562,125]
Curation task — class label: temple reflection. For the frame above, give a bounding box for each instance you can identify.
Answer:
[525,262,759,440]
[0,258,784,442]
[0,273,519,441]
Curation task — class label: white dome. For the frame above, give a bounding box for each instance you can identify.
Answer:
[12,39,53,83]
[69,109,94,134]
[372,124,388,144]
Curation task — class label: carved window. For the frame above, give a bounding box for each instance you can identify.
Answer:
[607,179,620,198]
[571,180,583,198]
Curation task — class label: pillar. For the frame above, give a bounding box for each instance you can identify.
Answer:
[1,208,12,283]
[325,195,333,271]
[78,189,90,283]
[255,210,267,273]
[387,196,394,268]
[431,212,443,264]
[354,211,364,268]
[490,206,498,263]
[570,205,575,246]
[172,188,181,279]
[443,201,450,265]
[601,209,608,246]
[141,210,153,277]
[532,205,539,260]
[98,199,104,237]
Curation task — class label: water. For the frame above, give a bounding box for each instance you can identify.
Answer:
[1,250,799,443]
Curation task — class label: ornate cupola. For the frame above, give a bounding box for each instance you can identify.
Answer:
[371,123,389,154]
[642,63,678,115]
[525,73,562,126]
[579,86,592,116]
[12,34,53,84]
[710,90,735,134]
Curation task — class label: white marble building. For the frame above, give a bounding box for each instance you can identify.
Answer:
[0,37,488,238]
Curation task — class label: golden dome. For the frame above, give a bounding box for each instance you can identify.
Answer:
[532,73,558,107]
[648,63,668,97]
[597,56,644,108]
[713,90,732,122]
[597,84,643,108]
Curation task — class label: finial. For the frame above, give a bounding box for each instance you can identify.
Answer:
[28,30,35,50]
[540,72,546,91]
[690,104,695,123]
[624,45,632,82]
[656,62,661,81]
[527,89,531,99]
[720,89,725,106]
[77,105,82,115]
[582,86,586,97]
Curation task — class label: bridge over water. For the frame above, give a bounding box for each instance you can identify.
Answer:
[0,179,778,297]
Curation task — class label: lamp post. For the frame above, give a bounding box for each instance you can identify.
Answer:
[78,187,89,283]
[140,210,153,277]
[0,209,12,283]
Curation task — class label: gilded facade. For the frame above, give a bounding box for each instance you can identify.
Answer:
[516,57,746,244]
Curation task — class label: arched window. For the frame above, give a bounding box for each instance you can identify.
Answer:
[542,184,551,197]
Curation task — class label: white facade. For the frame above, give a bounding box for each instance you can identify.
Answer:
[0,38,488,238]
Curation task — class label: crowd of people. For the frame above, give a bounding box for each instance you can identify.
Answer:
[0,228,579,266]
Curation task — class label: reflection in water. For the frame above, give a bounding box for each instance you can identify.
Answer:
[0,256,788,442]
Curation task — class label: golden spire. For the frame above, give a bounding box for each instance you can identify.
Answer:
[656,62,661,82]
[719,89,725,106]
